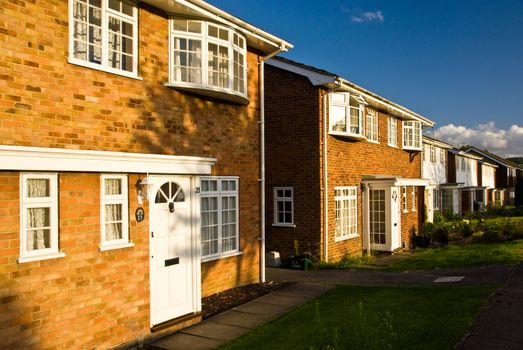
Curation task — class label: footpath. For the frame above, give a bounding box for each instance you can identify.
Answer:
[145,263,522,350]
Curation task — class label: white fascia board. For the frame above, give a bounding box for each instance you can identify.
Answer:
[468,148,514,168]
[143,0,292,54]
[0,145,216,175]
[422,137,453,149]
[266,59,337,86]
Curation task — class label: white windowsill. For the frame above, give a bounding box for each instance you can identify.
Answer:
[272,223,296,228]
[202,251,243,263]
[335,234,359,242]
[99,242,135,251]
[366,140,379,144]
[388,143,398,148]
[329,131,366,141]
[165,82,249,105]
[402,210,409,213]
[68,58,143,81]
[403,145,422,152]
[18,251,66,264]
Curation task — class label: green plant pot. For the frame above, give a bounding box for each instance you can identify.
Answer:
[288,256,312,270]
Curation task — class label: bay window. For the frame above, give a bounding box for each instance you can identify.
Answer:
[170,19,247,102]
[329,92,366,138]
[402,120,422,150]
[70,0,138,77]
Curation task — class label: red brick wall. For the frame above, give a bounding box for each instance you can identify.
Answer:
[1,1,262,348]
[265,65,424,262]
[265,65,323,259]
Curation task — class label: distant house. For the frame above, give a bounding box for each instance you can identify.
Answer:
[264,57,434,261]
[0,0,291,348]
[465,147,520,206]
[421,136,452,221]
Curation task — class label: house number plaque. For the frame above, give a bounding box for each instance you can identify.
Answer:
[135,207,145,222]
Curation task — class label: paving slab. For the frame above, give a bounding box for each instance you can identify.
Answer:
[148,333,221,350]
[232,300,294,317]
[210,309,274,329]
[254,292,310,306]
[180,321,249,341]
[461,335,523,350]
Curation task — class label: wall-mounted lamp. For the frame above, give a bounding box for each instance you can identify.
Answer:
[135,177,149,205]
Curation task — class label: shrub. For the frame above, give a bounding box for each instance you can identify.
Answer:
[432,226,449,245]
[482,230,503,243]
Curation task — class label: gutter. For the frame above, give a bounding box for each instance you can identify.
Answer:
[259,43,290,282]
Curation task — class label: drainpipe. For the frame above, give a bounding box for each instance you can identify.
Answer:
[322,81,341,262]
[259,43,289,282]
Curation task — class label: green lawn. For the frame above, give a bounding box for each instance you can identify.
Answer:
[218,285,496,350]
[385,239,523,271]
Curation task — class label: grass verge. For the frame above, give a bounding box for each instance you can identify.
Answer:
[218,285,496,350]
[385,239,523,271]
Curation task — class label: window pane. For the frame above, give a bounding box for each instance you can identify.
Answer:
[105,179,122,195]
[27,179,50,198]
[106,222,122,240]
[27,229,50,251]
[105,204,122,222]
[330,106,346,132]
[27,207,50,228]
[173,19,187,31]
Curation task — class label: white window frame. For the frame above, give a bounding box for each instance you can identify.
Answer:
[387,116,397,147]
[411,186,417,212]
[273,187,294,227]
[433,188,440,210]
[334,186,358,241]
[168,18,247,100]
[19,173,64,263]
[430,146,436,163]
[201,176,240,261]
[100,174,132,251]
[68,0,139,79]
[329,92,366,139]
[365,108,379,143]
[402,120,422,150]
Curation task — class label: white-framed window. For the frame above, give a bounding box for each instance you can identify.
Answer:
[433,188,440,210]
[69,0,138,78]
[387,116,397,147]
[169,18,247,99]
[402,186,408,212]
[100,174,132,250]
[334,187,358,240]
[19,173,64,263]
[411,186,417,211]
[430,146,436,163]
[273,187,294,226]
[402,120,422,150]
[365,108,379,143]
[201,177,239,260]
[442,189,453,211]
[329,92,365,138]
[440,149,446,165]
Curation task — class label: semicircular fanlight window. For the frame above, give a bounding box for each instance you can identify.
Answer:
[155,182,185,204]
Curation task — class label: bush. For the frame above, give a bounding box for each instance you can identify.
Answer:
[482,230,503,243]
[432,226,449,245]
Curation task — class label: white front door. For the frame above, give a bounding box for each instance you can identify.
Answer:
[368,186,401,252]
[149,176,197,326]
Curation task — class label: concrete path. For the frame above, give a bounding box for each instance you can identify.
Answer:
[144,283,334,350]
[459,263,523,350]
[266,264,515,286]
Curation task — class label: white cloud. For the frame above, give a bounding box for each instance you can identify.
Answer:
[432,122,523,157]
[341,6,384,23]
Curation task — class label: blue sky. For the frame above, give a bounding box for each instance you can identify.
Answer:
[207,0,523,157]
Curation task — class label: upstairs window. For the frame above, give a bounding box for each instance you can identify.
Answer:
[388,116,397,147]
[170,19,247,101]
[430,146,436,163]
[70,0,138,77]
[365,108,379,143]
[402,121,422,150]
[329,92,365,138]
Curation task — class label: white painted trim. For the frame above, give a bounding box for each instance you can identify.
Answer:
[272,223,296,228]
[0,145,216,175]
[100,174,130,250]
[18,252,66,264]
[334,234,359,243]
[201,251,243,263]
[99,242,135,251]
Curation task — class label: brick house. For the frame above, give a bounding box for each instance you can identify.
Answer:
[465,147,520,206]
[264,57,434,262]
[0,0,291,348]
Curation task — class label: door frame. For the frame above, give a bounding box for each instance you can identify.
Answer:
[148,175,202,327]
